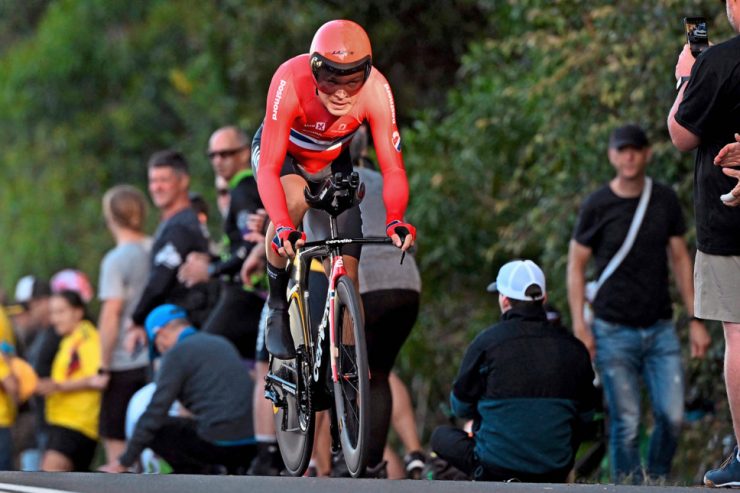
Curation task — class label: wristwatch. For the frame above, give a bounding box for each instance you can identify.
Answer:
[676,75,690,90]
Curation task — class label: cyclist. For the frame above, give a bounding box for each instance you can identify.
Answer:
[254,19,415,359]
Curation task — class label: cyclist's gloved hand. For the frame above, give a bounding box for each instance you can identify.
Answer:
[271,226,306,258]
[386,220,416,251]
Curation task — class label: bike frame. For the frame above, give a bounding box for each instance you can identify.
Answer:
[287,215,390,386]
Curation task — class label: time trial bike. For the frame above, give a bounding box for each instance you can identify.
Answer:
[265,171,405,478]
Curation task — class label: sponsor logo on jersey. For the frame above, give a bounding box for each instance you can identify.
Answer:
[271,79,287,121]
[154,242,182,269]
[383,84,396,124]
[392,131,402,152]
[316,122,325,131]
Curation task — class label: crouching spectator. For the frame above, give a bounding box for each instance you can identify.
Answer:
[431,260,597,482]
[100,304,256,474]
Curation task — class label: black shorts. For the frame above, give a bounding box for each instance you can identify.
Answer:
[202,284,264,359]
[46,425,98,471]
[99,367,149,440]
[252,123,363,259]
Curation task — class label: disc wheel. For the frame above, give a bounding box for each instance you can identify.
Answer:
[271,295,314,476]
[331,275,370,477]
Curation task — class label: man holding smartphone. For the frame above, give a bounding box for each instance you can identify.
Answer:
[667,0,740,487]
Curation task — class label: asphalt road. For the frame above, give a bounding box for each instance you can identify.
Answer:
[0,473,713,493]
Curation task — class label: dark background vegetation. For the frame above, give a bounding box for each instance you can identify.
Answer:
[0,0,735,483]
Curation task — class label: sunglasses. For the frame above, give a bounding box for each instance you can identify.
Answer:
[217,188,230,197]
[207,145,247,160]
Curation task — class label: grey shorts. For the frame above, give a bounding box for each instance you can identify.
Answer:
[694,251,740,323]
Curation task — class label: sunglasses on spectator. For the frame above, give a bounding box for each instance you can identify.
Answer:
[208,145,247,160]
[217,188,230,197]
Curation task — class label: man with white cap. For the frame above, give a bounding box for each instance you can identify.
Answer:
[430,260,596,482]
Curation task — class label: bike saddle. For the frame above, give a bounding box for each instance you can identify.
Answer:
[304,171,365,217]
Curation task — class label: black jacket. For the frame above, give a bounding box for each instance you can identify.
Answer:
[451,304,597,477]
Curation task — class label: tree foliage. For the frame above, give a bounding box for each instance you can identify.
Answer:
[0,0,487,287]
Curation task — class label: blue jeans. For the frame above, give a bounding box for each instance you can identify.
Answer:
[592,318,684,483]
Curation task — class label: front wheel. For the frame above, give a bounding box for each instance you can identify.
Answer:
[331,275,369,477]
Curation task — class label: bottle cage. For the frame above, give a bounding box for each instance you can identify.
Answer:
[304,171,365,217]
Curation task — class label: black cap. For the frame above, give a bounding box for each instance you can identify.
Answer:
[609,124,649,150]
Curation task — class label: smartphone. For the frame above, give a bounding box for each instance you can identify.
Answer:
[684,17,709,58]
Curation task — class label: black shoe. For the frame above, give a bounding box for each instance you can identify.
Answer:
[364,461,388,479]
[266,307,295,359]
[247,443,284,476]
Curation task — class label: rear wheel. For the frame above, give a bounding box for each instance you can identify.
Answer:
[331,275,369,477]
[270,293,314,476]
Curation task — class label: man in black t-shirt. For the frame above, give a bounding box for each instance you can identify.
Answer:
[130,150,211,332]
[668,2,740,487]
[177,126,265,359]
[567,124,710,484]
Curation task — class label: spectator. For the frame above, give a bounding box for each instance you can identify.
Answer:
[178,126,265,360]
[0,307,15,355]
[100,304,256,474]
[188,191,223,316]
[340,127,423,477]
[667,2,740,486]
[5,276,54,360]
[386,372,427,479]
[0,350,19,470]
[50,270,94,304]
[567,124,710,483]
[129,150,211,342]
[35,290,101,472]
[432,260,597,482]
[0,351,38,471]
[7,276,57,471]
[96,185,152,464]
[188,191,210,229]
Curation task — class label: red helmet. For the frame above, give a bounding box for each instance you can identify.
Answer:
[309,20,372,85]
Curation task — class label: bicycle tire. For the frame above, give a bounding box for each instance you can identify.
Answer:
[271,292,315,476]
[331,275,369,477]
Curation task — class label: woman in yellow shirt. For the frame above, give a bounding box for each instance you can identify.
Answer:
[35,290,102,472]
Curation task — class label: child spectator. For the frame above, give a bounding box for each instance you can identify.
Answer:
[35,290,102,471]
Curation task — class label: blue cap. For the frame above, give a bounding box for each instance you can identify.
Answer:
[144,304,188,343]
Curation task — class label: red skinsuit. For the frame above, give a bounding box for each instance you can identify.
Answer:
[257,54,409,231]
